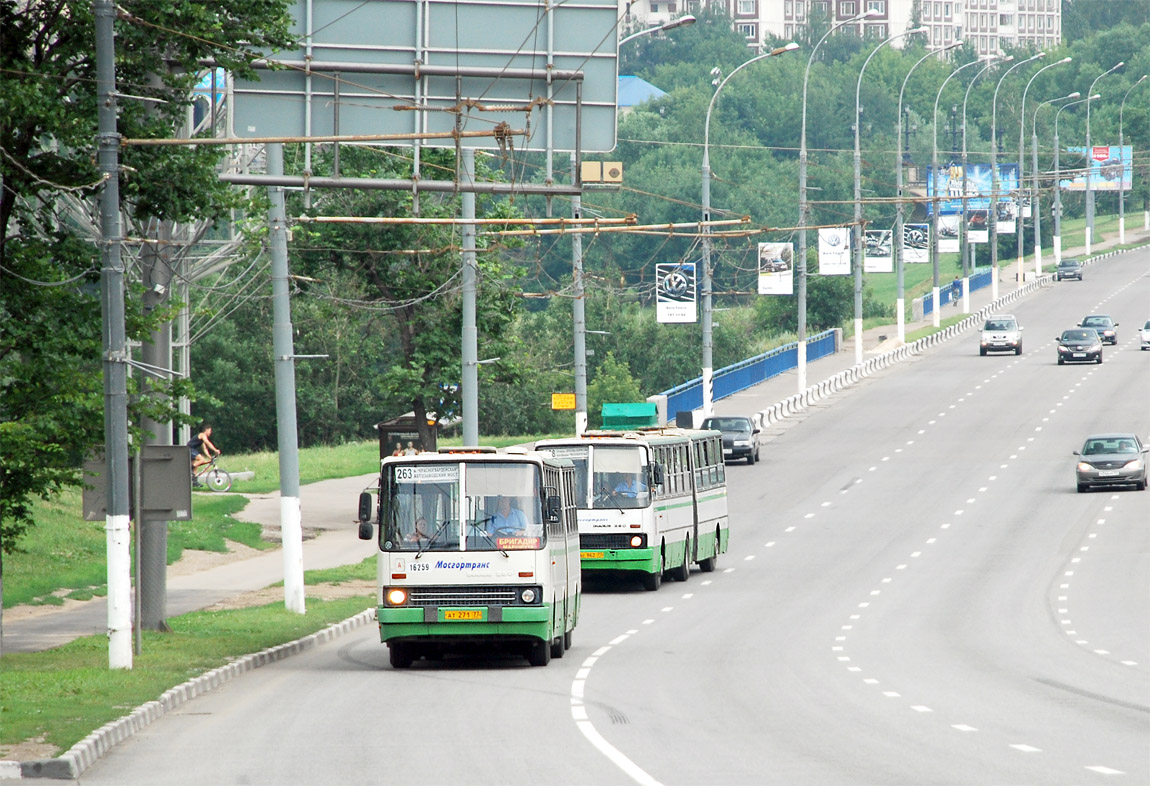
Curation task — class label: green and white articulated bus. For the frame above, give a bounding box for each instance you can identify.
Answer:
[357,447,580,668]
[535,427,729,591]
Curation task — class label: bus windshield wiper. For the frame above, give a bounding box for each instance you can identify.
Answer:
[414,519,451,559]
[468,517,508,557]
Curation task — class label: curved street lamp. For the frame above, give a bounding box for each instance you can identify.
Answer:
[961,55,1006,306]
[700,42,798,417]
[989,52,1044,298]
[1118,75,1147,244]
[1030,91,1079,276]
[619,14,697,47]
[1016,56,1071,282]
[796,8,880,393]
[896,41,962,342]
[1084,61,1124,253]
[930,57,985,327]
[1053,94,1099,262]
[852,26,926,364]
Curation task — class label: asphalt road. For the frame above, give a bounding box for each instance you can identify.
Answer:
[75,248,1149,785]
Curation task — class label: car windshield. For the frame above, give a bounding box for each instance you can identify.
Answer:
[1062,330,1095,342]
[1143,321,1150,330]
[1082,438,1138,455]
[985,320,1014,331]
[702,418,751,432]
[1059,261,1078,267]
[1082,317,1111,328]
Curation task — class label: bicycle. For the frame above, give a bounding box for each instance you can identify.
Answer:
[193,454,232,492]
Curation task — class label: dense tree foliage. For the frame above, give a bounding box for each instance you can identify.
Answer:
[0,0,295,552]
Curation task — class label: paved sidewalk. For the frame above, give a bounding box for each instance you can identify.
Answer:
[3,229,1146,655]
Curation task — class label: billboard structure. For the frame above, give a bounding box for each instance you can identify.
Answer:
[1061,146,1132,192]
[925,163,1020,216]
[758,242,794,294]
[656,263,697,324]
[231,0,620,154]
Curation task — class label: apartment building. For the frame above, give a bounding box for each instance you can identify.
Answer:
[622,0,1061,57]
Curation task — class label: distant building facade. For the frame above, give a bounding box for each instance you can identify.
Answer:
[621,0,1061,57]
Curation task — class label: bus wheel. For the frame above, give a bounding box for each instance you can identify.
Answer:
[699,529,720,572]
[642,568,662,591]
[389,644,414,669]
[550,632,565,659]
[671,539,690,582]
[528,638,552,667]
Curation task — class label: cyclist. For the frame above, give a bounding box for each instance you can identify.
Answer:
[188,424,221,480]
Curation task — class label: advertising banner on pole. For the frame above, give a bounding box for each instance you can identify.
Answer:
[818,227,851,275]
[939,216,960,253]
[1061,146,1131,191]
[995,198,1016,235]
[903,223,929,263]
[968,210,988,243]
[863,230,893,273]
[757,242,794,294]
[656,262,697,323]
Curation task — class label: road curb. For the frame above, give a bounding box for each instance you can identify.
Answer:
[1,609,376,780]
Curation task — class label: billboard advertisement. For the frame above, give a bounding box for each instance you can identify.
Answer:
[925,163,1019,216]
[757,242,794,295]
[818,227,851,275]
[656,262,696,324]
[863,230,893,273]
[1060,146,1131,192]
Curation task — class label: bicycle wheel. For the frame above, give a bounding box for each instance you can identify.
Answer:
[204,467,232,492]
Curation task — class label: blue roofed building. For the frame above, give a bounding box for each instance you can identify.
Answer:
[617,75,667,116]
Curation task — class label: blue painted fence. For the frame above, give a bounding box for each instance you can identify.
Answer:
[661,329,838,418]
[922,267,992,317]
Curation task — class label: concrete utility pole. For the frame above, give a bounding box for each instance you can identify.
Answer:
[94,0,132,669]
[570,154,587,436]
[461,150,479,446]
[267,144,305,614]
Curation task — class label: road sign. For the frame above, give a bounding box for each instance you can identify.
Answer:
[551,393,576,411]
[232,0,620,153]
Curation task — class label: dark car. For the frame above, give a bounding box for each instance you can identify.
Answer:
[1079,314,1118,344]
[699,415,761,464]
[1055,259,1083,281]
[1073,433,1148,492]
[1056,329,1103,364]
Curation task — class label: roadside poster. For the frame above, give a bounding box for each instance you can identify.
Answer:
[656,262,696,323]
[938,216,959,253]
[968,210,988,243]
[996,198,1016,235]
[926,163,1019,215]
[903,223,929,263]
[757,242,794,294]
[818,227,851,275]
[863,230,892,273]
[1061,146,1131,191]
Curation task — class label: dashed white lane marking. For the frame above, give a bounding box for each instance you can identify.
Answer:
[911,706,933,713]
[1011,744,1042,753]
[953,724,979,732]
[1085,765,1124,775]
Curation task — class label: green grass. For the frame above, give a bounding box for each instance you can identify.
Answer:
[0,595,375,757]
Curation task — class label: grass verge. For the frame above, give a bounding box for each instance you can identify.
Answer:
[0,593,375,758]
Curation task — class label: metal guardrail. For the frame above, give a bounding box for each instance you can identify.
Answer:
[661,329,838,418]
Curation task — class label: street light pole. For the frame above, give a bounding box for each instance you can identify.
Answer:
[701,42,798,418]
[853,27,925,364]
[1031,92,1079,276]
[797,8,878,393]
[618,14,697,47]
[897,42,962,343]
[1085,61,1124,254]
[931,57,984,327]
[1118,75,1147,245]
[1017,57,1071,281]
[961,56,1005,307]
[1054,94,1099,263]
[990,52,1043,300]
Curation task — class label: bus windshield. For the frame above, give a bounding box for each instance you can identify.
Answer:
[383,461,545,552]
[590,446,650,509]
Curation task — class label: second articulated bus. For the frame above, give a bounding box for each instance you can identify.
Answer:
[536,427,729,590]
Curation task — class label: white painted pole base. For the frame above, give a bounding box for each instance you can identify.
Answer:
[1085,225,1092,255]
[797,342,807,394]
[854,317,863,365]
[1054,235,1062,264]
[1034,246,1042,279]
[932,286,940,328]
[991,267,999,302]
[702,367,713,419]
[1119,217,1125,245]
[281,495,305,614]
[1144,210,1149,231]
[896,298,905,343]
[962,279,969,313]
[107,513,133,669]
[575,411,588,438]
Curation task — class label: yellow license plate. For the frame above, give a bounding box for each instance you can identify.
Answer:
[581,551,605,559]
[443,609,484,621]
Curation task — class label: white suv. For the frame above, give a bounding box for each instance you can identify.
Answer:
[980,314,1023,356]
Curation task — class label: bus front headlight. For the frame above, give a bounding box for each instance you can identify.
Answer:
[386,588,408,606]
[520,588,537,604]
[630,534,645,548]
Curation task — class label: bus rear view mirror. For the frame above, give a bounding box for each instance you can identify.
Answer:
[546,495,562,523]
[358,521,374,540]
[358,492,373,524]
